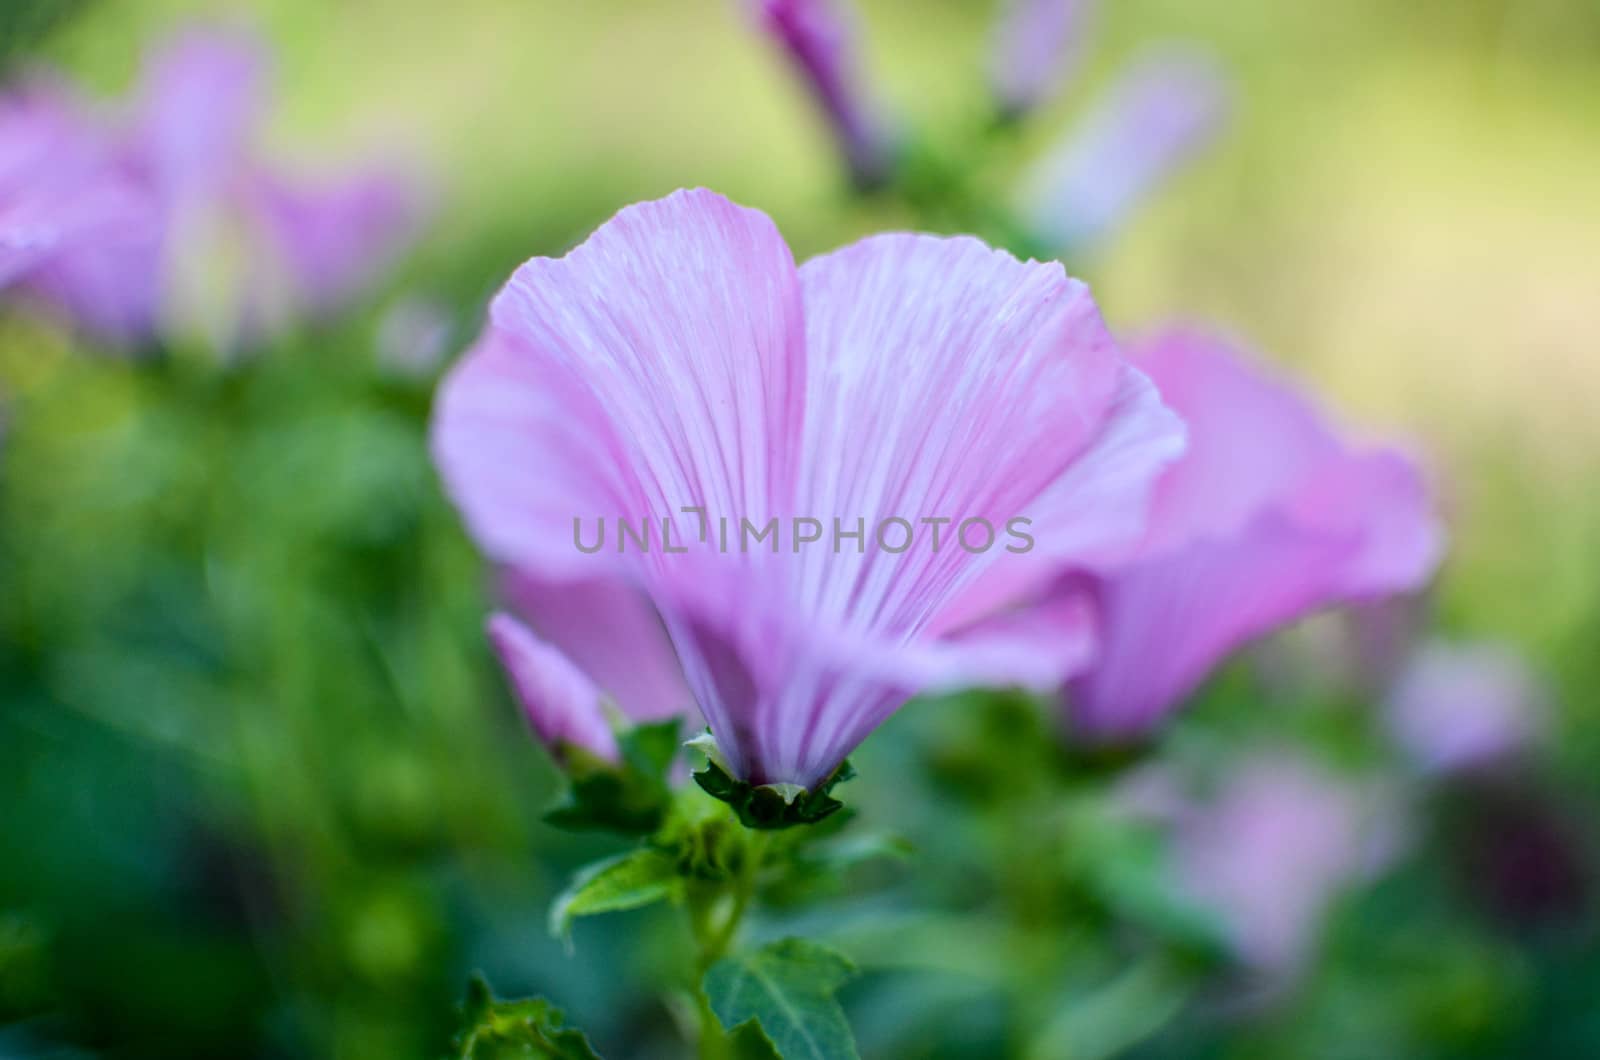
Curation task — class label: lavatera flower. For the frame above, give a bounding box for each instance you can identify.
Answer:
[4,25,422,353]
[432,189,1185,817]
[1064,329,1445,743]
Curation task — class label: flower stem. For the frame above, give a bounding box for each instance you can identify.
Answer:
[687,829,771,1059]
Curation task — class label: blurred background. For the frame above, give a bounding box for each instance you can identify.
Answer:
[2,0,1598,1057]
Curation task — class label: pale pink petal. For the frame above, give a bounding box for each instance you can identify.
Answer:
[131,26,268,197]
[1063,328,1445,740]
[501,571,697,727]
[432,188,806,582]
[249,167,422,314]
[486,612,618,763]
[1283,448,1445,599]
[1023,48,1227,252]
[1135,327,1341,557]
[926,362,1187,630]
[793,233,1172,636]
[1385,640,1544,774]
[1067,513,1358,741]
[989,0,1096,118]
[932,581,1100,690]
[660,234,1180,785]
[1169,755,1397,974]
[0,82,162,339]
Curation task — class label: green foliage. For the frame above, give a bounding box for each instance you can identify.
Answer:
[1022,959,1190,1060]
[1065,800,1232,962]
[0,0,88,69]
[703,938,860,1060]
[547,848,683,942]
[763,831,913,907]
[452,975,602,1060]
[693,760,856,831]
[543,719,682,835]
[656,785,752,882]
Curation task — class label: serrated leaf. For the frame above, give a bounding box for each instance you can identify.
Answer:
[453,973,602,1059]
[548,847,682,942]
[703,938,860,1060]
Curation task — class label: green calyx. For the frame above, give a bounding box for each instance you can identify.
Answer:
[692,758,857,830]
[543,718,681,835]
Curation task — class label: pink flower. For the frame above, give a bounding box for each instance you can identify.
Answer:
[754,0,896,189]
[988,0,1096,119]
[1066,328,1444,742]
[432,188,1184,788]
[5,25,422,350]
[1022,48,1227,253]
[1138,753,1403,975]
[1385,640,1544,775]
[0,82,153,301]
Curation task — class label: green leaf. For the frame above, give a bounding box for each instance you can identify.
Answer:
[544,719,682,835]
[703,938,860,1060]
[453,974,602,1059]
[548,847,682,941]
[693,760,856,830]
[1022,959,1189,1060]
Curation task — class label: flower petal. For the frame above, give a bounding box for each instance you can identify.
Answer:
[431,188,806,580]
[793,233,1139,634]
[1385,640,1543,774]
[1065,328,1445,739]
[1067,513,1359,741]
[1169,754,1398,974]
[1023,47,1227,252]
[1140,327,1444,590]
[664,234,1179,784]
[1134,327,1341,555]
[0,82,159,330]
[989,0,1095,118]
[250,167,422,314]
[132,26,268,197]
[486,612,617,763]
[501,570,697,727]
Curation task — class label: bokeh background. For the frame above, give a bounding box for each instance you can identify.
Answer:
[3,0,1598,1057]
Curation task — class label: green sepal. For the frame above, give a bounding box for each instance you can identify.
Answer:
[452,973,602,1059]
[692,759,857,830]
[543,718,681,835]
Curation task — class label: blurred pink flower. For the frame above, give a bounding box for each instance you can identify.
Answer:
[0,82,153,299]
[1161,754,1403,974]
[4,25,422,350]
[1023,47,1227,253]
[433,188,1184,788]
[1065,328,1444,741]
[755,0,896,189]
[988,0,1096,119]
[1385,640,1544,775]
